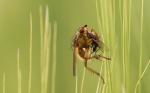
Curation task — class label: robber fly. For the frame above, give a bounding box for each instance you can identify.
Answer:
[72,25,111,83]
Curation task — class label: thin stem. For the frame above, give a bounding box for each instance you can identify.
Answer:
[40,6,51,93]
[28,12,32,93]
[39,6,43,93]
[43,6,50,93]
[75,75,78,93]
[3,73,5,93]
[95,0,102,33]
[80,67,86,93]
[122,0,127,92]
[39,6,44,72]
[126,0,132,92]
[135,60,150,93]
[95,0,105,92]
[107,0,114,92]
[99,0,105,36]
[51,22,57,93]
[96,62,104,93]
[119,0,123,27]
[17,49,21,93]
[139,0,144,92]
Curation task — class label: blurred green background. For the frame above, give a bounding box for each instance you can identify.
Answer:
[0,0,150,93]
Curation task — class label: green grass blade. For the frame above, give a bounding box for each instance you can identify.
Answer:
[44,6,51,93]
[75,75,78,93]
[139,0,144,92]
[80,67,86,93]
[51,22,57,93]
[135,60,150,93]
[28,12,33,93]
[17,49,22,93]
[96,62,104,93]
[40,6,51,93]
[3,73,5,93]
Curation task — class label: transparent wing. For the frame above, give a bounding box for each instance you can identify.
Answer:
[99,40,105,52]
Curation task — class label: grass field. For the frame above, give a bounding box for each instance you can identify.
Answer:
[0,0,150,93]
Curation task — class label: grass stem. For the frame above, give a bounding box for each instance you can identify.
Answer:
[51,22,57,93]
[135,60,150,93]
[75,75,78,93]
[80,67,86,93]
[17,49,22,93]
[28,12,33,93]
[3,73,5,93]
[139,0,144,92]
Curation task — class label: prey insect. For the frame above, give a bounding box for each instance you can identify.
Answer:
[72,25,111,83]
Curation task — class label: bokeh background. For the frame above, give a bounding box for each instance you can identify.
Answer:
[0,0,150,93]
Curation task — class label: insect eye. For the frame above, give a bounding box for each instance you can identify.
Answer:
[84,25,87,27]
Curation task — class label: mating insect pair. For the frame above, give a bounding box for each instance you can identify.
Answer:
[72,25,111,83]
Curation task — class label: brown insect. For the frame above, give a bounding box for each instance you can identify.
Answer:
[72,25,111,83]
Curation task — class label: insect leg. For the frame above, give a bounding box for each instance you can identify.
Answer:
[84,60,105,83]
[90,46,100,55]
[94,54,111,61]
[100,55,111,60]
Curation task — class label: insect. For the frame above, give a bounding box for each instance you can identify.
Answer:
[72,25,111,83]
